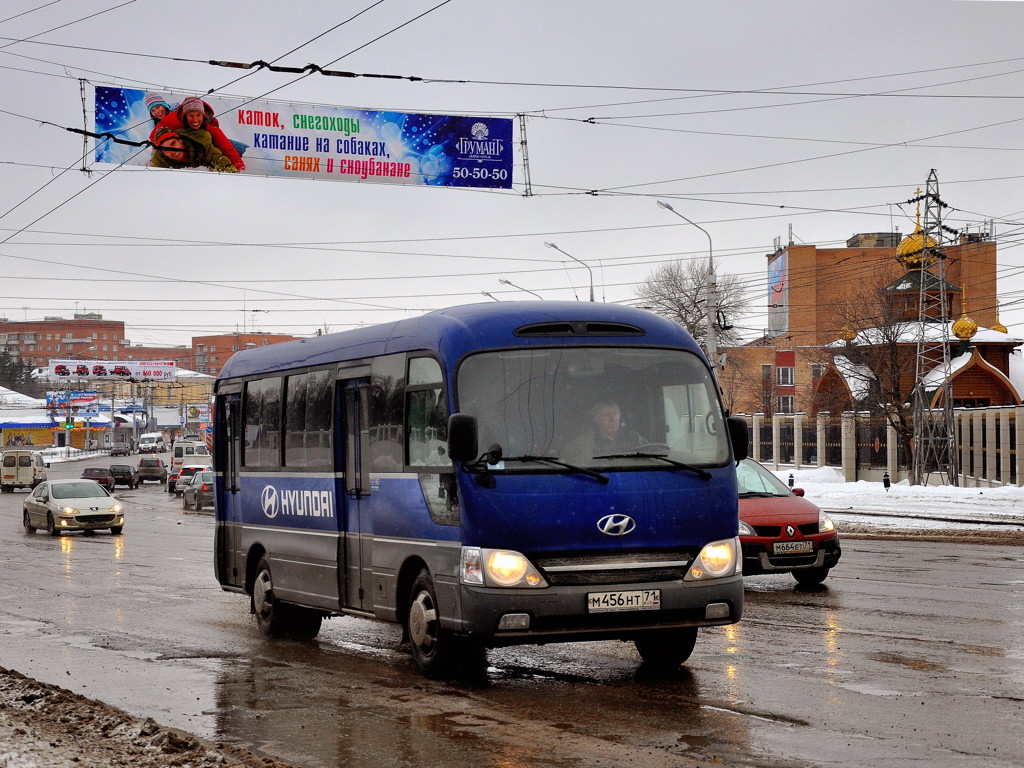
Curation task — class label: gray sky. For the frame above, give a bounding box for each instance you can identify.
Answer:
[3,0,1024,349]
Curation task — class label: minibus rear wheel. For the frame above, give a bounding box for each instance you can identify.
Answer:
[253,557,286,638]
[633,627,698,667]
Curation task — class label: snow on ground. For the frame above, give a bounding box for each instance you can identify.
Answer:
[774,465,1024,530]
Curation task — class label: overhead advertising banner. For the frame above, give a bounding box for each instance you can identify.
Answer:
[46,359,177,383]
[93,86,514,189]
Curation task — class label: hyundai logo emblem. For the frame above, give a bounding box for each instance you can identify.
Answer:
[786,524,795,537]
[261,485,279,519]
[597,513,636,536]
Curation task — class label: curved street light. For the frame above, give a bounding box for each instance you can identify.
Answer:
[481,291,501,302]
[498,279,543,299]
[543,242,595,302]
[656,201,719,376]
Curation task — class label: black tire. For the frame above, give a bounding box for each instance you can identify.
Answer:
[23,510,35,534]
[46,513,59,537]
[194,498,202,512]
[634,627,699,668]
[252,557,287,638]
[181,495,189,510]
[287,606,323,641]
[405,569,461,677]
[110,526,123,535]
[793,567,830,586]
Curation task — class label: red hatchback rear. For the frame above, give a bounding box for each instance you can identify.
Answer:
[736,459,841,585]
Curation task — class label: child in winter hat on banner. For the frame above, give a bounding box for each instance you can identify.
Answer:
[154,96,245,171]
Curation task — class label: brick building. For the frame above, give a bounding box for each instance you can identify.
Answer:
[191,332,299,376]
[721,225,1021,416]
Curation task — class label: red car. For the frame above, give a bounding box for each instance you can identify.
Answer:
[80,466,116,492]
[736,459,841,585]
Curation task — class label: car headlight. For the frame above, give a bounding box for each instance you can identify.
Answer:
[111,503,123,514]
[819,512,835,533]
[737,520,756,537]
[461,547,547,588]
[685,537,740,581]
[60,506,78,516]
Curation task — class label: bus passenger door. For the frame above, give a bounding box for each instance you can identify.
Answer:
[340,376,371,611]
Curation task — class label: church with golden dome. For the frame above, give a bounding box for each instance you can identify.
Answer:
[720,205,1021,417]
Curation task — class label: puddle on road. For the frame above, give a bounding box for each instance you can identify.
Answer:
[869,651,946,671]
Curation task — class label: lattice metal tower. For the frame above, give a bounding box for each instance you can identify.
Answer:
[910,169,959,486]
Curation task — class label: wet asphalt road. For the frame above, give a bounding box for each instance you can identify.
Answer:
[0,457,1021,767]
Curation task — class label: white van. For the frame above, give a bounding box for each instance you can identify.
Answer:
[1,450,49,492]
[171,440,211,471]
[138,432,166,454]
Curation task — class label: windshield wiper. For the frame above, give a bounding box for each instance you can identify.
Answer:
[593,452,712,481]
[501,455,609,485]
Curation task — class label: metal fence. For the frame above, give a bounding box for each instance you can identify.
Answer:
[738,406,1023,487]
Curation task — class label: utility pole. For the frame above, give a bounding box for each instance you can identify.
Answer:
[910,170,958,486]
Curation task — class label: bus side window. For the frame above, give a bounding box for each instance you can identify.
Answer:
[406,357,450,468]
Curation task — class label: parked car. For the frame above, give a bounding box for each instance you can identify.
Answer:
[136,457,167,484]
[168,463,211,495]
[108,464,138,489]
[109,442,131,457]
[180,470,214,511]
[79,466,117,493]
[736,458,842,586]
[23,479,124,536]
[1,449,48,493]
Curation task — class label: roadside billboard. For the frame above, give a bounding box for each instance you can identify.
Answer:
[93,86,514,189]
[46,359,177,383]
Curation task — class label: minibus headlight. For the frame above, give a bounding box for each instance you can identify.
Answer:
[461,547,547,588]
[685,537,739,581]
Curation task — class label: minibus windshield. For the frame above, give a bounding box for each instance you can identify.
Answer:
[457,347,729,470]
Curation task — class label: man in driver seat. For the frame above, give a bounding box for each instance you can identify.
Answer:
[563,400,643,464]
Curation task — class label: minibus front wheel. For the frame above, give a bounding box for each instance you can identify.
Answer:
[405,569,485,677]
[633,627,698,668]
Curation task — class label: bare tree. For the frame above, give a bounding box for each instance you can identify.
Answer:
[635,259,748,351]
[827,264,919,463]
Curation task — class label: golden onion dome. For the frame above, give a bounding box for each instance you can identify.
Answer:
[896,222,939,269]
[952,313,978,341]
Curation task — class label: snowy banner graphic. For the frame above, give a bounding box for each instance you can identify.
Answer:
[93,86,514,189]
[46,359,177,383]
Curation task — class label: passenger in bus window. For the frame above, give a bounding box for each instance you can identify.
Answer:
[562,400,643,464]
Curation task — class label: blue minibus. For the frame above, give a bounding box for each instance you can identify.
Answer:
[213,301,748,676]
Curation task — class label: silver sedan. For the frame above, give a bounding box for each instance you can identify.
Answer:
[23,479,125,536]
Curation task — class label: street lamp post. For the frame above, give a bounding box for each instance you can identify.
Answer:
[543,242,595,302]
[656,201,719,376]
[498,279,544,299]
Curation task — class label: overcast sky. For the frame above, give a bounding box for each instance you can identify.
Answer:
[3,0,1024,351]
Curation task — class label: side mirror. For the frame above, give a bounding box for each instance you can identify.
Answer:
[726,416,749,461]
[447,413,479,464]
